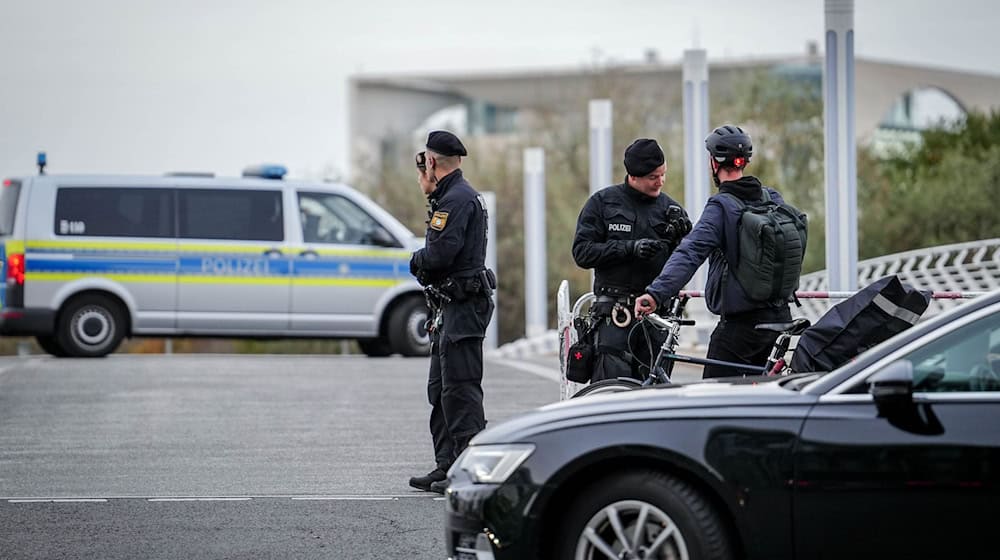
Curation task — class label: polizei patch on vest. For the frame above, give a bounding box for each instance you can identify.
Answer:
[608,223,632,233]
[430,211,449,231]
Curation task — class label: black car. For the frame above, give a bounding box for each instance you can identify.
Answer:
[444,290,1000,560]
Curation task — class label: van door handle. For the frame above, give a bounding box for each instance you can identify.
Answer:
[263,249,284,258]
[299,250,319,259]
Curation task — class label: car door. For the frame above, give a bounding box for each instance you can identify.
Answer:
[289,190,407,334]
[793,306,1000,559]
[176,187,291,332]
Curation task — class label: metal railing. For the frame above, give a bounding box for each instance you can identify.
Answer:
[793,238,1000,322]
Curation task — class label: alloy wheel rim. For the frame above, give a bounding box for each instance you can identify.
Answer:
[575,499,689,560]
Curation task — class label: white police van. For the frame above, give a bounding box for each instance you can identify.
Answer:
[0,160,429,357]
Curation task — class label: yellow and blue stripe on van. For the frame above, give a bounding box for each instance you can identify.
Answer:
[20,240,414,288]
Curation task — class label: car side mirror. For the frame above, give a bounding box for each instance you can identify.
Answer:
[869,360,914,417]
[365,227,400,248]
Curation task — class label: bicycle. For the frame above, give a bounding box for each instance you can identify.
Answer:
[571,296,811,398]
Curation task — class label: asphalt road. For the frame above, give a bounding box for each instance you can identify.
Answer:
[0,354,561,560]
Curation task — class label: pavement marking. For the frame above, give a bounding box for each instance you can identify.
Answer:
[491,358,560,382]
[8,499,108,503]
[147,497,252,502]
[6,494,444,503]
[292,496,399,501]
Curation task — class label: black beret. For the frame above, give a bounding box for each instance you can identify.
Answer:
[623,138,664,177]
[426,130,468,157]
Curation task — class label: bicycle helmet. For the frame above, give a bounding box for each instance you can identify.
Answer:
[705,125,753,169]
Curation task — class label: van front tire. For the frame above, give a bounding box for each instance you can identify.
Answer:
[389,296,430,357]
[56,294,126,358]
[36,335,68,357]
[358,338,393,357]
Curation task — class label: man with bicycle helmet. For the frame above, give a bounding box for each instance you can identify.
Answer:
[572,138,692,383]
[635,125,807,378]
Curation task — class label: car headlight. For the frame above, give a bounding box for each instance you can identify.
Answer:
[453,444,535,484]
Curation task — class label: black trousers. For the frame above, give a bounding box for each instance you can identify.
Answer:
[427,295,494,470]
[592,318,667,383]
[704,306,791,379]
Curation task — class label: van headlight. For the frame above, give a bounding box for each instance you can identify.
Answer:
[454,444,535,484]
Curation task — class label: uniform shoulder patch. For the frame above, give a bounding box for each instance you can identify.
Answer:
[430,211,449,231]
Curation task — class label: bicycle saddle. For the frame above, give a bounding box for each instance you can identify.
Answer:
[754,318,811,335]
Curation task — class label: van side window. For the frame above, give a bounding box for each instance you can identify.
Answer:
[54,187,174,238]
[179,189,283,241]
[298,192,398,247]
[0,180,22,236]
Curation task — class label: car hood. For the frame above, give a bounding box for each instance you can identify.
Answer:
[473,377,818,444]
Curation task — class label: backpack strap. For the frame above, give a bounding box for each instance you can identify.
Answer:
[718,189,770,208]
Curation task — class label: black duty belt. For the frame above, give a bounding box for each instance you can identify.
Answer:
[593,295,636,328]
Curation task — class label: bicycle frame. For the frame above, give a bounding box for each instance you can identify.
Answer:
[641,297,768,385]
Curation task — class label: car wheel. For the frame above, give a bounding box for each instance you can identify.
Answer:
[571,378,642,398]
[558,470,734,560]
[389,296,430,357]
[358,337,393,357]
[56,294,126,358]
[35,335,68,357]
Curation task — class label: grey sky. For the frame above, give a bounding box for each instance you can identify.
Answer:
[1,0,997,180]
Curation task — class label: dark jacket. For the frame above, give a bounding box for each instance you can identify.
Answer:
[410,169,487,283]
[646,176,791,316]
[572,181,687,297]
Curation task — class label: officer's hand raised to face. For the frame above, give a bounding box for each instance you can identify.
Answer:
[628,238,660,260]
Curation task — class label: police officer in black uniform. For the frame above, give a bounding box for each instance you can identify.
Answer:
[572,138,691,382]
[407,131,495,495]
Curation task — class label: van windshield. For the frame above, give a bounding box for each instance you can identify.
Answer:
[0,181,21,236]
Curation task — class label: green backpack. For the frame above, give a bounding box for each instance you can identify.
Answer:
[720,190,808,302]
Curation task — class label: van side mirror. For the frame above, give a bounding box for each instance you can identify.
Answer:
[368,227,400,248]
[869,360,914,417]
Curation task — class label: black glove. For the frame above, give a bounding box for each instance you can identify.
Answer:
[664,205,692,245]
[628,238,660,260]
[409,254,429,285]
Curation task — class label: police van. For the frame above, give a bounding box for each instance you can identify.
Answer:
[0,161,430,357]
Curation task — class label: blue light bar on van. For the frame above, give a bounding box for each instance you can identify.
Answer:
[37,151,47,175]
[242,164,287,180]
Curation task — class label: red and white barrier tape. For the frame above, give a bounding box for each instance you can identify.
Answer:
[677,290,987,300]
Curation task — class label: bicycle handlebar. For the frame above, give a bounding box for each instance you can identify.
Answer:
[641,312,696,329]
[643,313,672,329]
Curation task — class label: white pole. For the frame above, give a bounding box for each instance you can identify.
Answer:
[588,100,613,195]
[482,191,498,350]
[682,49,710,226]
[588,99,613,289]
[682,49,713,347]
[823,0,858,290]
[524,148,547,338]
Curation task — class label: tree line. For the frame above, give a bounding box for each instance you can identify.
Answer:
[356,68,1000,344]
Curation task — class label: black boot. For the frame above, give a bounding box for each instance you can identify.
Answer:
[409,468,447,492]
[429,479,448,494]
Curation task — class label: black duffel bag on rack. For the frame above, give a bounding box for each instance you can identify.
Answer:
[790,275,931,373]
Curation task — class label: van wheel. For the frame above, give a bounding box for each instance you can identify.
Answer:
[358,338,393,357]
[556,470,734,560]
[35,335,68,357]
[56,294,126,358]
[389,296,430,357]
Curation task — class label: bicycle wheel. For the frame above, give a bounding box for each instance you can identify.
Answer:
[571,378,642,398]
